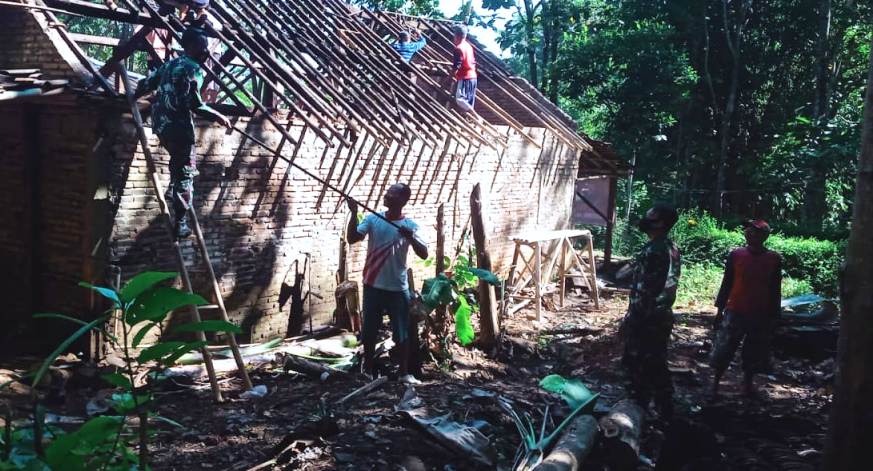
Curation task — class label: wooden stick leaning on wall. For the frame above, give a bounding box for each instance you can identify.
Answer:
[471,184,498,349]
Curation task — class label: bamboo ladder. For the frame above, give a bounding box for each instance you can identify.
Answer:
[118,68,252,402]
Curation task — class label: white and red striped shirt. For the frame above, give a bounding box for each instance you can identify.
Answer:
[357,212,422,292]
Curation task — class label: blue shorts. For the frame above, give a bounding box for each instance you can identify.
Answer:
[457,78,478,108]
[362,285,410,345]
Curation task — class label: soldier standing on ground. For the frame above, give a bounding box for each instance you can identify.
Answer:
[621,204,682,419]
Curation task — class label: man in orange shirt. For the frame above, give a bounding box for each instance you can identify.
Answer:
[710,220,782,397]
[451,25,477,113]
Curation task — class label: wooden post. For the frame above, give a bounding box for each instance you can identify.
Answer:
[604,176,618,264]
[586,235,601,309]
[470,185,498,348]
[559,239,568,307]
[534,241,543,322]
[337,235,347,284]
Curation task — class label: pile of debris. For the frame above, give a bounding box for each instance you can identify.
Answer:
[0,68,68,101]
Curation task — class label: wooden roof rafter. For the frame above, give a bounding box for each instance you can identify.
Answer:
[34,0,500,152]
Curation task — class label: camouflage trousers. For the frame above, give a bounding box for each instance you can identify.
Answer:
[621,312,674,411]
[160,138,198,223]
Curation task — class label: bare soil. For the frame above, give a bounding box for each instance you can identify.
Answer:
[1,290,832,470]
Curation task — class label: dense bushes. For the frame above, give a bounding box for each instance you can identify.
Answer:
[670,211,845,295]
[592,210,845,297]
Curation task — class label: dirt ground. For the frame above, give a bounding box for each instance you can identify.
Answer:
[1,289,833,470]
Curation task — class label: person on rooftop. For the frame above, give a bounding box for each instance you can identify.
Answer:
[135,28,232,239]
[451,24,477,114]
[392,30,427,63]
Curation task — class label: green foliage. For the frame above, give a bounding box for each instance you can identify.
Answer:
[419,256,501,347]
[454,296,475,346]
[539,374,597,411]
[1,272,239,471]
[677,263,816,308]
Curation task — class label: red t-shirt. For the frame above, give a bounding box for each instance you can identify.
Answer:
[453,40,477,80]
[716,247,782,317]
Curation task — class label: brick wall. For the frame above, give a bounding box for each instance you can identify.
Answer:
[0,99,117,352]
[107,117,579,342]
[0,8,585,348]
[0,7,88,83]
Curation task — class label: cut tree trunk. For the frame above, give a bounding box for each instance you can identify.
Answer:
[282,355,347,379]
[536,415,598,471]
[470,184,498,349]
[599,399,645,470]
[824,37,873,471]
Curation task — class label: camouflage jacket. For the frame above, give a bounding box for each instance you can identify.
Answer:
[137,55,217,144]
[627,236,681,323]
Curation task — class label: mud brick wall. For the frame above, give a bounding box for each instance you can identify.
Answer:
[0,100,117,353]
[108,116,580,343]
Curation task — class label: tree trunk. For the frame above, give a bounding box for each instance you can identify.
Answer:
[713,0,749,216]
[599,399,645,470]
[470,184,498,349]
[803,0,833,229]
[824,37,873,471]
[536,415,599,471]
[521,0,539,89]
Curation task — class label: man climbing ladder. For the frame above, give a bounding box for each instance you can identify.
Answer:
[135,27,231,238]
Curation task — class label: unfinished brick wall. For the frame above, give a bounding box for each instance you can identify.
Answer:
[107,116,580,342]
[0,7,89,83]
[0,98,118,352]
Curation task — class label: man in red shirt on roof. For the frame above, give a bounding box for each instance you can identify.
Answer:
[710,219,782,398]
[451,24,477,114]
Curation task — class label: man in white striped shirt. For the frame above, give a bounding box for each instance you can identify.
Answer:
[347,183,428,384]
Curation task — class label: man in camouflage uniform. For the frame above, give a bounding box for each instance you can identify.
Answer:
[136,28,230,238]
[621,204,681,418]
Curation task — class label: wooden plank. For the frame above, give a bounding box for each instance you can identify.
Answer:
[470,183,497,348]
[68,32,120,47]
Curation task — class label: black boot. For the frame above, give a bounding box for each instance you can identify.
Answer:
[175,215,192,239]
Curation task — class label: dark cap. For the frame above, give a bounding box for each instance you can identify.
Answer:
[189,0,209,8]
[637,203,679,231]
[181,27,208,53]
[742,219,771,233]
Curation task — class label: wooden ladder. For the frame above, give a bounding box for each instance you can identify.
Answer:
[119,68,252,402]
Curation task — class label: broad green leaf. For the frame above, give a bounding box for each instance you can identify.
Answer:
[78,282,120,306]
[110,393,151,414]
[138,341,187,363]
[33,313,91,327]
[468,267,501,286]
[101,373,132,389]
[162,341,208,366]
[126,287,208,325]
[421,274,457,310]
[31,316,108,389]
[539,374,597,410]
[120,271,178,303]
[132,322,157,348]
[172,320,242,335]
[454,296,474,346]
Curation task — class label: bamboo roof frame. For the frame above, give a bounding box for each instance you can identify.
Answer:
[10,0,625,175]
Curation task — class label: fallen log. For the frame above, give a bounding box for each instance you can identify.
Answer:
[599,399,645,470]
[337,376,388,405]
[535,415,599,471]
[282,354,348,379]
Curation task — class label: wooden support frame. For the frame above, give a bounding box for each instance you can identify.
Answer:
[505,230,600,323]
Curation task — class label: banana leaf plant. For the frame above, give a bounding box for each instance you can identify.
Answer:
[419,255,500,346]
